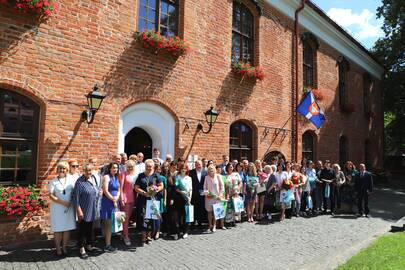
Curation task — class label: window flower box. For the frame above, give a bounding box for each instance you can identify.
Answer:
[232,61,265,81]
[0,185,47,218]
[342,103,355,113]
[134,30,190,59]
[0,0,59,18]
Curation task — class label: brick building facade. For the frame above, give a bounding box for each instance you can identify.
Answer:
[0,0,384,188]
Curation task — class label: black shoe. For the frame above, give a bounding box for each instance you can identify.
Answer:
[104,245,117,253]
[365,214,369,218]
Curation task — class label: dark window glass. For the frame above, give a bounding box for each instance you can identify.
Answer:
[303,41,315,88]
[302,131,315,162]
[338,61,347,109]
[365,139,371,169]
[339,136,348,167]
[232,1,254,64]
[363,75,371,115]
[229,121,253,161]
[0,90,39,185]
[138,0,178,37]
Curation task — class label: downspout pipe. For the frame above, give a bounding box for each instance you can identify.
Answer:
[293,0,307,162]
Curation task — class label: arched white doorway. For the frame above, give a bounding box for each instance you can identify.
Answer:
[119,102,176,160]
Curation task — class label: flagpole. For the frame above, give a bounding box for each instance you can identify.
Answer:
[293,0,307,162]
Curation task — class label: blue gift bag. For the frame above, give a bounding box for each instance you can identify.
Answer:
[282,189,294,204]
[306,195,313,210]
[324,184,330,198]
[185,204,194,223]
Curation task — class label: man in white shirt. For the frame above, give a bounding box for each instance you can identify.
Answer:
[152,148,164,165]
[134,152,145,181]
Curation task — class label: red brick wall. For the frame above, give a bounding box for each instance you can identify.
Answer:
[0,210,50,247]
[0,0,384,190]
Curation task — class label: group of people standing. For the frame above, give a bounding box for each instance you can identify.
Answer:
[48,151,373,259]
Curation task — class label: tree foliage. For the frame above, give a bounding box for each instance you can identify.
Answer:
[373,0,405,153]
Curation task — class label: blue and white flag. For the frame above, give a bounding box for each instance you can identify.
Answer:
[296,91,326,129]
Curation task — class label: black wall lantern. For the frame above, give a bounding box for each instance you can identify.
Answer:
[82,84,105,124]
[197,106,219,134]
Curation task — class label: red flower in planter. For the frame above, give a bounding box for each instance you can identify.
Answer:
[0,185,46,217]
[1,0,59,18]
[232,61,265,81]
[303,87,324,101]
[135,30,190,59]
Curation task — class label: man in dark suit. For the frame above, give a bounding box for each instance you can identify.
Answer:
[355,163,373,217]
[190,159,208,227]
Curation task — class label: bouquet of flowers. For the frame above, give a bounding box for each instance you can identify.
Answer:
[147,185,158,198]
[282,179,294,190]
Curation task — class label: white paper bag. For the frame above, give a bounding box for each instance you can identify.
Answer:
[233,197,244,213]
[145,200,161,220]
[213,202,225,220]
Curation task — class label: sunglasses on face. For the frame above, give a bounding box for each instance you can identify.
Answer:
[71,165,79,168]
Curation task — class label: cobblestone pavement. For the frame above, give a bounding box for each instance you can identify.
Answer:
[1,179,405,270]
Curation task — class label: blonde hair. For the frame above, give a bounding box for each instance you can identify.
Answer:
[125,159,135,167]
[83,164,93,171]
[144,159,155,167]
[57,161,69,170]
[207,164,216,173]
[264,165,272,173]
[68,158,78,165]
[129,154,137,161]
[332,164,341,171]
[248,162,257,176]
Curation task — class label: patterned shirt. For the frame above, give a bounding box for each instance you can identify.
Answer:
[73,175,98,222]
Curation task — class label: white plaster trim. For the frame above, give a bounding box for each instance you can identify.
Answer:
[119,102,175,159]
[266,0,384,79]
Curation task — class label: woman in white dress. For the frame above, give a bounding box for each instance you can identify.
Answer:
[48,161,76,256]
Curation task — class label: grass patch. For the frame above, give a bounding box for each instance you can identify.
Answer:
[337,232,405,270]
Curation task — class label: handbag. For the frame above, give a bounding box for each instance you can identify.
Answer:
[111,209,125,233]
[256,183,267,194]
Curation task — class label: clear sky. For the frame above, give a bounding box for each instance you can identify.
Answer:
[310,0,384,49]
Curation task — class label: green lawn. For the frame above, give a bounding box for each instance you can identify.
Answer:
[337,232,405,270]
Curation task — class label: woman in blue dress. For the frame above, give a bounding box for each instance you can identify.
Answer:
[100,162,120,252]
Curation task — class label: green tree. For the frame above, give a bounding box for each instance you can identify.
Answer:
[373,0,405,153]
